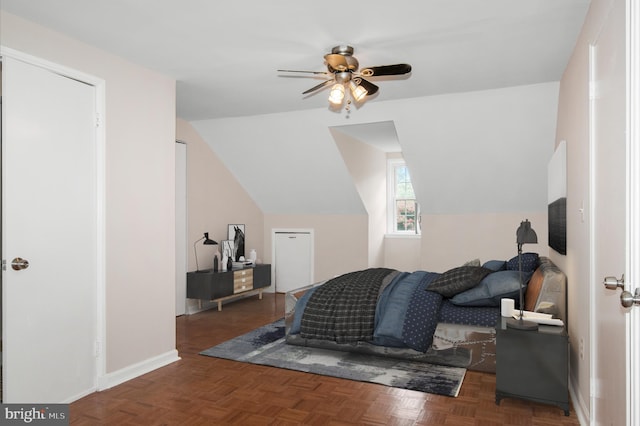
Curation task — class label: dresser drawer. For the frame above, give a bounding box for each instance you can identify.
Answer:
[233,269,253,293]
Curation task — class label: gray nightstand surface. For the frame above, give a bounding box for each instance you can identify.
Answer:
[495,317,570,415]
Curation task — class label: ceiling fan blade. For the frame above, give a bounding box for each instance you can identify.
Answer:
[355,77,379,96]
[302,79,334,95]
[324,54,350,72]
[278,69,331,75]
[360,64,412,77]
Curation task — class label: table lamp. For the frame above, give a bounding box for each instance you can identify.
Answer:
[506,219,539,330]
[194,232,217,271]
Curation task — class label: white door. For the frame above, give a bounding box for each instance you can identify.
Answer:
[274,231,312,293]
[590,0,632,423]
[2,56,97,402]
[175,142,187,316]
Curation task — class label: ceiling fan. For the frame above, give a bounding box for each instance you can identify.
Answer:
[278,45,412,108]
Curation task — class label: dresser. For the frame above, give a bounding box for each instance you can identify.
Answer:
[187,264,271,311]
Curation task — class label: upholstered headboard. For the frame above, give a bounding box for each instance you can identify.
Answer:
[524,256,568,325]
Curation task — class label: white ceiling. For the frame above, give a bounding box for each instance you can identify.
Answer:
[1,0,591,122]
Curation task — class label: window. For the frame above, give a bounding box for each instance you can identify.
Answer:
[387,159,420,235]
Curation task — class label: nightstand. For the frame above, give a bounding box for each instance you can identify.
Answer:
[495,317,570,415]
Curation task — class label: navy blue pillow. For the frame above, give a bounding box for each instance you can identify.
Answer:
[482,260,507,272]
[506,252,539,273]
[450,270,533,307]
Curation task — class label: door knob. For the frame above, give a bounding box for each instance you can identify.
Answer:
[603,274,625,290]
[620,288,640,308]
[603,274,640,308]
[11,257,29,271]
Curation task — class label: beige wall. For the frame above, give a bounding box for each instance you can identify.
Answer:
[176,118,264,272]
[1,12,177,375]
[420,212,548,271]
[384,236,422,271]
[553,0,618,418]
[263,214,368,283]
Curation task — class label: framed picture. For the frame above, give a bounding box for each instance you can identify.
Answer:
[548,141,567,255]
[227,224,245,261]
[221,240,234,260]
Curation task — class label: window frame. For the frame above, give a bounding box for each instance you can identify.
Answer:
[387,158,420,236]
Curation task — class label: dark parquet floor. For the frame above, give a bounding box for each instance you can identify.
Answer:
[70,293,580,425]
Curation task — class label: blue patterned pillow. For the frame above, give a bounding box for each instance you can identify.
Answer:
[506,252,539,273]
[438,300,500,327]
[402,276,443,352]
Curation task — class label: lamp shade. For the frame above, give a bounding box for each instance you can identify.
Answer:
[516,219,538,245]
[328,84,345,105]
[202,232,217,245]
[349,81,368,101]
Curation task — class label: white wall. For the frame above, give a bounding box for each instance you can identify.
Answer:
[399,83,559,215]
[332,131,387,268]
[193,83,558,218]
[1,11,178,378]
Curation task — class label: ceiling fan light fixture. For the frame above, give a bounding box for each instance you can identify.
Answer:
[280,45,411,112]
[328,83,345,105]
[349,81,368,101]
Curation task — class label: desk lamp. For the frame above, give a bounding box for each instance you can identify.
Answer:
[507,219,539,330]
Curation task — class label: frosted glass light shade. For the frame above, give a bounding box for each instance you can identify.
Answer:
[350,81,367,101]
[328,84,345,105]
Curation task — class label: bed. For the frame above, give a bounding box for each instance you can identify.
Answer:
[284,255,567,373]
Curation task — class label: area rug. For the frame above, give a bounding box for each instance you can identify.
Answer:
[200,319,465,397]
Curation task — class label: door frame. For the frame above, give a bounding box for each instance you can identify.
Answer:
[626,0,640,424]
[175,140,187,316]
[1,46,107,392]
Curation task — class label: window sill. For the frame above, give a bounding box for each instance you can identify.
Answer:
[385,233,421,239]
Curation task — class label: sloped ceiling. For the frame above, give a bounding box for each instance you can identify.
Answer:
[331,121,400,153]
[1,1,590,216]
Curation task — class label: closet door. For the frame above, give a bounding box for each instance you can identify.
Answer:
[274,231,312,293]
[2,56,98,402]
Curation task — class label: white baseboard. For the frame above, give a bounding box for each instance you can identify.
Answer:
[569,373,589,425]
[63,386,100,404]
[97,349,181,391]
